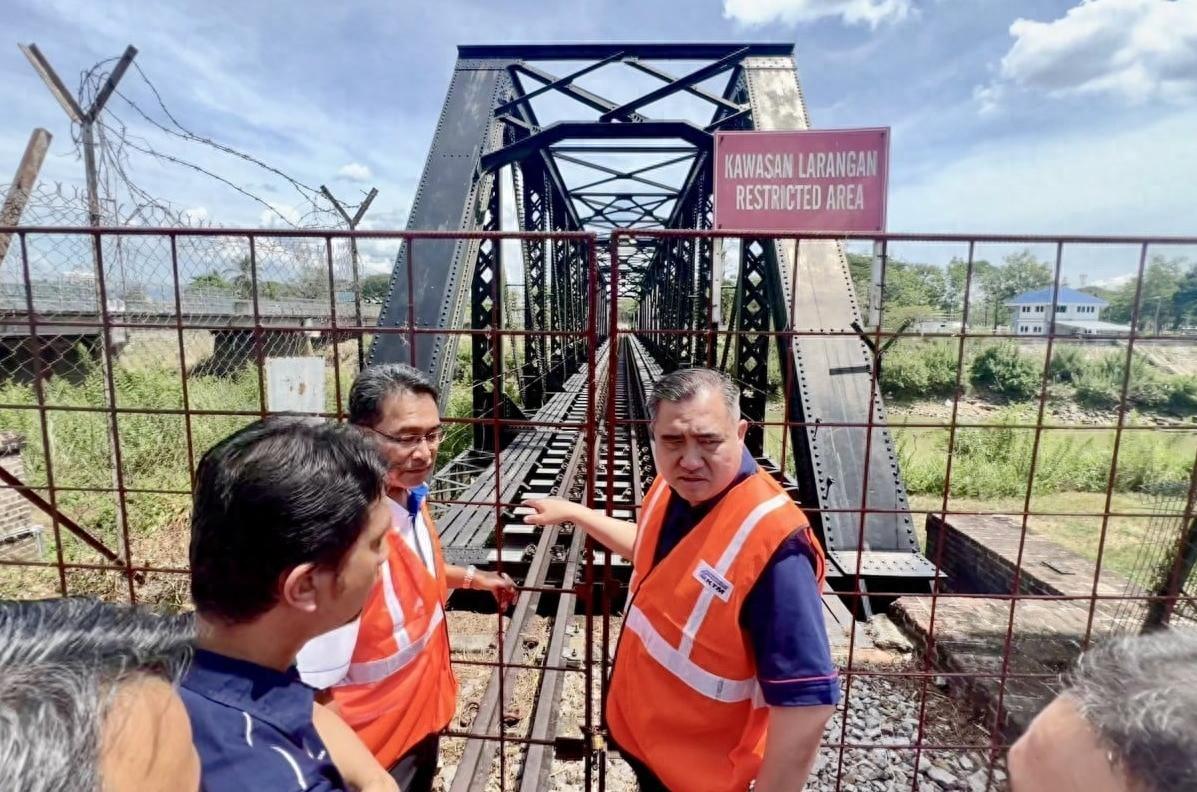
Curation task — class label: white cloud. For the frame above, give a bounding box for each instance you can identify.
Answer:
[258,202,301,228]
[890,107,1197,241]
[979,0,1197,109]
[358,254,394,276]
[1091,273,1136,289]
[181,206,209,225]
[337,162,373,183]
[722,0,913,28]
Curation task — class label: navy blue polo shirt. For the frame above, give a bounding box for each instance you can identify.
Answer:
[180,649,347,791]
[655,447,840,707]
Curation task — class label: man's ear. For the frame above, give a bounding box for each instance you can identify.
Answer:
[737,418,748,441]
[281,563,320,613]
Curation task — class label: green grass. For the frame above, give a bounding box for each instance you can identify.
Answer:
[0,347,361,568]
[893,407,1192,498]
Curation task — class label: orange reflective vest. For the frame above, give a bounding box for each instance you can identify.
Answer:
[608,469,826,792]
[327,500,458,767]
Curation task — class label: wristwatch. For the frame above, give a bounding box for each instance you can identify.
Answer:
[464,564,478,590]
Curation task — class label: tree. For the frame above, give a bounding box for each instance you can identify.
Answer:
[943,256,994,319]
[1104,255,1185,330]
[979,249,1053,328]
[1172,264,1197,329]
[845,252,945,322]
[190,271,233,292]
[886,263,945,309]
[283,265,333,299]
[846,251,871,303]
[361,274,391,302]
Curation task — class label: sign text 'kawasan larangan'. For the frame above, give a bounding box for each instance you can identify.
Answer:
[713,128,890,233]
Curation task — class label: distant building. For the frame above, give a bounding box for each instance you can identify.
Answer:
[1005,287,1130,337]
[912,318,963,335]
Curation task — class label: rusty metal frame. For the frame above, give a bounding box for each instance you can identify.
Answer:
[2,224,1197,792]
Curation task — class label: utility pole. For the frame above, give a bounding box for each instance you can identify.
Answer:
[869,240,884,329]
[0,127,52,263]
[320,184,378,369]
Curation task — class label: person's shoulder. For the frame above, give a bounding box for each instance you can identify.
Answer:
[178,681,248,739]
[762,527,819,575]
[182,697,339,790]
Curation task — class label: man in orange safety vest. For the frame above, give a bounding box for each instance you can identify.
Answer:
[526,367,837,792]
[299,364,516,791]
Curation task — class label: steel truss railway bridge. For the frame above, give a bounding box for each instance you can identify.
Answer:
[365,43,936,790]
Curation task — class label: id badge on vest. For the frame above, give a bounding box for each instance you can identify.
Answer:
[693,560,733,602]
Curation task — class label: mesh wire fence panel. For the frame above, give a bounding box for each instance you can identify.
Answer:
[2,220,1197,791]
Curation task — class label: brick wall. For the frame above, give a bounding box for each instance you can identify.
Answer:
[0,433,40,562]
[924,512,1136,604]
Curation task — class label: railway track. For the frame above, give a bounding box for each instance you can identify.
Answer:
[442,335,658,791]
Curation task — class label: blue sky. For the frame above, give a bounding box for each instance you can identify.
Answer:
[1,0,1195,281]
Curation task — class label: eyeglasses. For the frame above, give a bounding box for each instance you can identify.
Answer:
[367,425,445,450]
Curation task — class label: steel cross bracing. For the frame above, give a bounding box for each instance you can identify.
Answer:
[370,43,932,626]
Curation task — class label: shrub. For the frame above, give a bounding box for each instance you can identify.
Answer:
[880,342,960,400]
[1075,371,1121,410]
[1072,351,1176,412]
[896,408,1191,498]
[921,342,961,398]
[880,345,928,399]
[1167,375,1197,415]
[1049,346,1086,383]
[969,344,1041,401]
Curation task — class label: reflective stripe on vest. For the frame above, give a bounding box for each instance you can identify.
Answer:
[377,559,410,651]
[341,602,445,687]
[677,492,790,657]
[623,605,760,703]
[626,479,671,598]
[625,490,790,700]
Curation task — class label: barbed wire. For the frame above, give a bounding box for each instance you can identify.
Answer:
[116,61,326,209]
[53,52,368,232]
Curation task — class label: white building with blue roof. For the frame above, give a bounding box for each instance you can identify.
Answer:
[1005,286,1130,336]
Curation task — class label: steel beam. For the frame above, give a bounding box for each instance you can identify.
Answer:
[493,51,625,115]
[599,47,749,121]
[479,120,711,173]
[471,173,503,451]
[457,43,793,60]
[518,160,549,409]
[370,64,508,403]
[625,58,744,113]
[513,63,646,122]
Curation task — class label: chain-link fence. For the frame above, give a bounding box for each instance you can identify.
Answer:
[0,196,392,606]
[4,217,1197,790]
[0,182,380,381]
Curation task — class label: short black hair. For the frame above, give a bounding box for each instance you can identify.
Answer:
[189,416,387,623]
[348,363,439,427]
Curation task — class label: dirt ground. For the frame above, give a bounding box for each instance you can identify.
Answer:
[442,610,1002,792]
[442,611,555,792]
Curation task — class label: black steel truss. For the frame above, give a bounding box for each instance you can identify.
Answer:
[370,43,929,606]
[736,239,771,454]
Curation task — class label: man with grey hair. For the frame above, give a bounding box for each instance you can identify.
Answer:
[1009,627,1197,792]
[0,597,199,792]
[526,366,836,792]
[298,363,516,791]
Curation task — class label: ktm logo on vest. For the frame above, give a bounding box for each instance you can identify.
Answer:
[694,561,733,601]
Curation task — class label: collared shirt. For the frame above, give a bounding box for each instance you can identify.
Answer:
[391,484,435,577]
[296,485,435,688]
[180,649,346,791]
[655,447,840,707]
